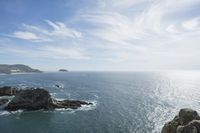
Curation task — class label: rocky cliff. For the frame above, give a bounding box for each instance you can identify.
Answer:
[162,108,200,133]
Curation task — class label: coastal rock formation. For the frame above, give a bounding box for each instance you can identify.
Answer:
[0,86,18,96]
[162,108,200,133]
[52,100,92,109]
[1,87,92,111]
[177,120,200,133]
[5,88,53,111]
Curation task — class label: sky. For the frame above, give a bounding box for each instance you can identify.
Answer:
[0,0,200,71]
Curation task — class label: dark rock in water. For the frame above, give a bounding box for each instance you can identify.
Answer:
[0,86,18,96]
[4,87,92,111]
[0,98,9,105]
[55,84,61,88]
[5,88,53,111]
[161,108,200,133]
[52,100,92,109]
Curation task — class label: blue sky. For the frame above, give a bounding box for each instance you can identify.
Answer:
[0,0,200,71]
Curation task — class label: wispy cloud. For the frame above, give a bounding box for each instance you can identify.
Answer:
[45,20,82,39]
[12,20,82,42]
[2,20,86,60]
[13,31,42,41]
[1,0,200,70]
[76,0,200,69]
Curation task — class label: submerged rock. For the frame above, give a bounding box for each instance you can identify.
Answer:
[161,108,200,133]
[2,87,92,111]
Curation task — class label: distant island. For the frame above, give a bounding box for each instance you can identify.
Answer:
[59,69,68,72]
[0,64,42,74]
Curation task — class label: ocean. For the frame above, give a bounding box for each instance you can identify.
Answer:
[0,71,200,133]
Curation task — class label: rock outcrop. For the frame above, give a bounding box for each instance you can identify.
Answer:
[5,88,53,111]
[0,87,92,111]
[162,108,200,133]
[52,100,92,109]
[177,120,200,133]
[0,86,18,96]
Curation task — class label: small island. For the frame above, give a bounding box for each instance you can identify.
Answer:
[0,64,42,74]
[59,69,68,72]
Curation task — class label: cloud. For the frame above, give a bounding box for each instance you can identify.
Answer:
[2,19,86,60]
[12,20,82,42]
[45,20,82,39]
[166,24,179,33]
[13,31,42,41]
[182,17,200,30]
[75,0,200,69]
[81,12,142,43]
[97,0,150,11]
[2,0,200,70]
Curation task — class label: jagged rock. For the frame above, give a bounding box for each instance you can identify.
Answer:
[162,108,200,133]
[5,88,53,111]
[0,86,18,96]
[179,108,199,125]
[177,120,200,133]
[52,100,92,109]
[3,87,92,111]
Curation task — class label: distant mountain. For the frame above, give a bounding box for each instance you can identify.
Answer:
[0,64,42,74]
[59,69,68,72]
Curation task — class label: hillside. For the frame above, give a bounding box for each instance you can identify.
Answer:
[0,64,42,74]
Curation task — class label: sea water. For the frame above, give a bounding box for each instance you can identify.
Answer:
[0,71,200,133]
